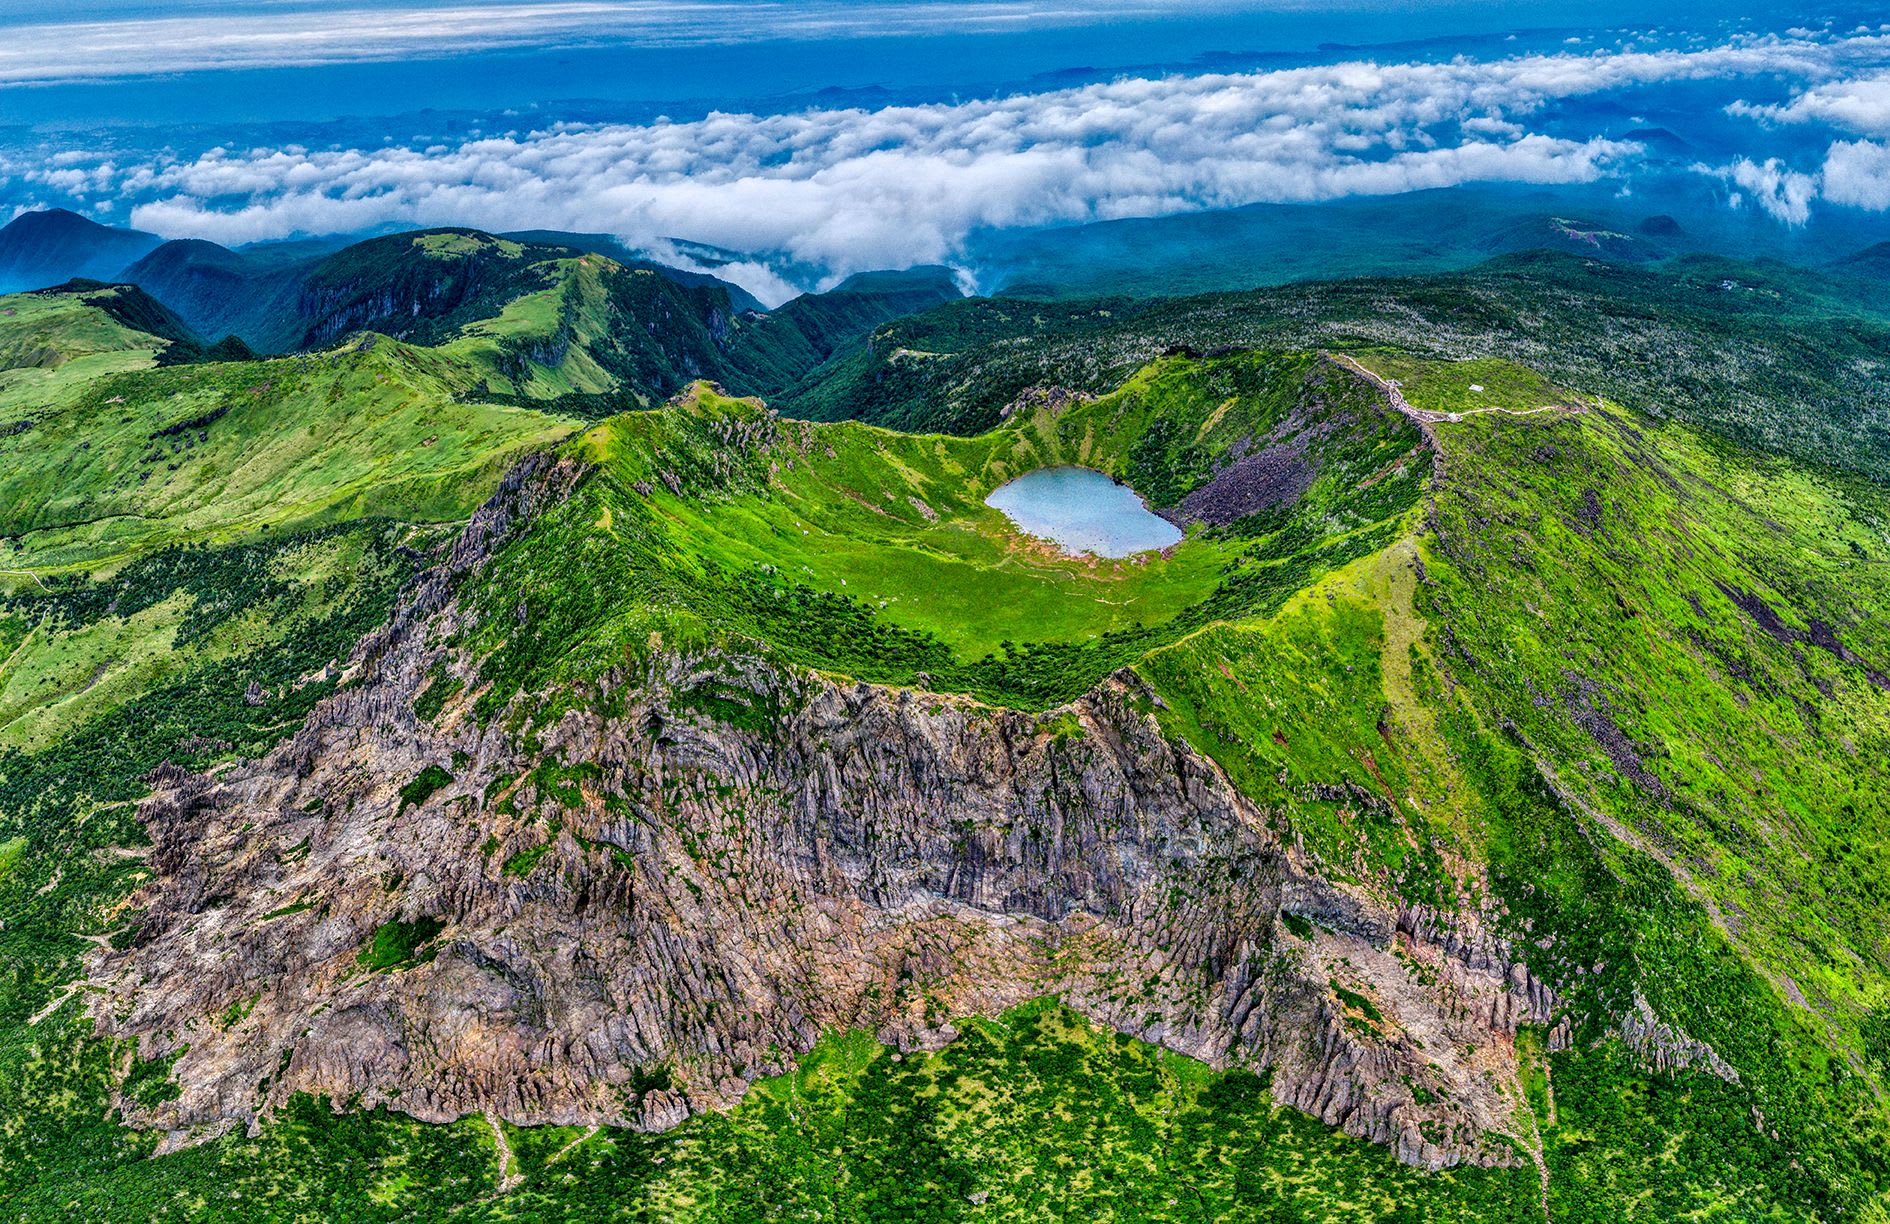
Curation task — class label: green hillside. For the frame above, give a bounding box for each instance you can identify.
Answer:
[412,234,962,414]
[116,226,961,412]
[790,251,1890,479]
[1140,357,1890,1219]
[0,285,576,576]
[0,253,1886,1222]
[0,283,176,385]
[122,239,327,356]
[457,351,1420,712]
[0,281,575,792]
[0,233,958,580]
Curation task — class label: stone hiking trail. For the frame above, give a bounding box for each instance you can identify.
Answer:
[1329,352,1590,426]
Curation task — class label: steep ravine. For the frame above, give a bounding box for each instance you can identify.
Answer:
[88,446,1560,1172]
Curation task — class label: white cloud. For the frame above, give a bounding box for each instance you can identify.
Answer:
[1,26,1880,295]
[1693,136,1890,224]
[1732,70,1890,134]
[0,1,1253,85]
[1716,157,1819,224]
[1822,139,1890,209]
[104,54,1662,296]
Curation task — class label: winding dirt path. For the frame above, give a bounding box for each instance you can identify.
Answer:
[485,1113,522,1194]
[1520,1103,1554,1224]
[1328,352,1586,427]
[544,1125,600,1167]
[28,980,91,1027]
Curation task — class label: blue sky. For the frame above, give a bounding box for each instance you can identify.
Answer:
[2,1,1887,298]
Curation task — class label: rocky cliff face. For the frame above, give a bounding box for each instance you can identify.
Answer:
[295,262,497,350]
[87,449,1558,1169]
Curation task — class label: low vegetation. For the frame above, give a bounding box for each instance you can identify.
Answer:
[0,287,575,576]
[0,246,1886,1221]
[6,1003,1543,1222]
[788,251,1890,480]
[463,353,1423,712]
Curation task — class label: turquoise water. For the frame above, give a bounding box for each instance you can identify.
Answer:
[984,466,1182,558]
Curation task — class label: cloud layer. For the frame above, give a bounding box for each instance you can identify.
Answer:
[0,1,1238,85]
[1731,69,1890,135]
[120,60,1648,274]
[11,24,1890,300]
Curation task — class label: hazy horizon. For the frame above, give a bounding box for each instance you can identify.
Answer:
[4,0,1888,300]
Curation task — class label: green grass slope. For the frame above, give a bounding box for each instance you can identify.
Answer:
[458,349,1424,712]
[1131,356,1890,1220]
[787,250,1890,480]
[0,238,963,578]
[0,261,1887,1223]
[0,298,576,575]
[0,283,176,386]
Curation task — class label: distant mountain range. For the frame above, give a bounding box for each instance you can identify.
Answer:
[964,185,1890,299]
[0,210,965,416]
[0,208,161,291]
[4,199,1884,451]
[0,214,799,354]
[8,198,1887,346]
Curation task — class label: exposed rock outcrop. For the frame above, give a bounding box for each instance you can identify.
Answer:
[1617,993,1740,1083]
[87,451,1559,1169]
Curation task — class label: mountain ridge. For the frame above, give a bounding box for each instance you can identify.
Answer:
[0,247,1886,1220]
[0,208,162,294]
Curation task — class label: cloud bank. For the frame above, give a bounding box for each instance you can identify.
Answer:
[1730,69,1890,135]
[1821,139,1890,211]
[10,26,1890,300]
